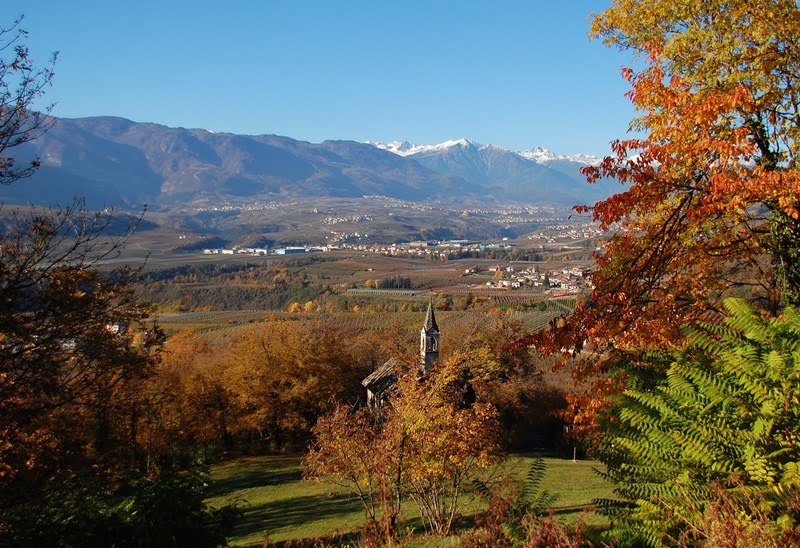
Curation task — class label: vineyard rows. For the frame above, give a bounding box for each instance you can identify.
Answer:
[158,310,278,324]
[156,295,578,342]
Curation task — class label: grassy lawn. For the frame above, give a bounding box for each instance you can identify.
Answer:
[207,453,613,546]
[206,455,364,546]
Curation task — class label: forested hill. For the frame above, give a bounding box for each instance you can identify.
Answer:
[0,116,614,210]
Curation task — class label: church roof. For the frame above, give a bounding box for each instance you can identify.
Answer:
[362,357,400,394]
[423,302,439,333]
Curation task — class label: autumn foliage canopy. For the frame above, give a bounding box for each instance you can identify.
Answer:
[531,0,800,429]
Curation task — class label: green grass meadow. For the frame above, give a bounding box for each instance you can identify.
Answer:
[207,454,613,546]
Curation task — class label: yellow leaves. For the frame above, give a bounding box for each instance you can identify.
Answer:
[393,358,502,477]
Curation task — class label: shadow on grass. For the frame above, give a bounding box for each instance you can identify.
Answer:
[208,469,302,498]
[550,504,598,516]
[234,492,364,540]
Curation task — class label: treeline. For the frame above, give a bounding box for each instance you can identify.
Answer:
[151,318,380,455]
[139,262,266,283]
[364,275,415,289]
[152,313,567,457]
[139,264,326,311]
[450,248,546,261]
[144,281,324,311]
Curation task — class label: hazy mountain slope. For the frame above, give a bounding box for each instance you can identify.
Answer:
[0,117,472,209]
[0,117,617,209]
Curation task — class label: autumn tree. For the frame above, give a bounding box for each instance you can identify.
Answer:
[587,0,800,306]
[0,17,162,517]
[224,318,369,449]
[304,404,404,538]
[0,20,238,544]
[135,315,400,460]
[532,0,800,431]
[305,354,501,538]
[392,354,501,535]
[142,330,234,460]
[0,203,169,541]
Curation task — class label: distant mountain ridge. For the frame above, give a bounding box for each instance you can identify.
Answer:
[367,138,614,205]
[0,116,618,210]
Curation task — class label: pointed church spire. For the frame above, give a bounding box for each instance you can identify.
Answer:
[420,299,440,374]
[423,300,439,333]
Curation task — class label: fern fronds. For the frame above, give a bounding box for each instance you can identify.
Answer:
[598,298,800,544]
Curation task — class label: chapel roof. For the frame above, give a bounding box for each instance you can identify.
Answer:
[362,357,399,395]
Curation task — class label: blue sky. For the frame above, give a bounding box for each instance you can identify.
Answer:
[6,1,634,157]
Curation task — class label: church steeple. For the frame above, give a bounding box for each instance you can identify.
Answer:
[420,301,440,374]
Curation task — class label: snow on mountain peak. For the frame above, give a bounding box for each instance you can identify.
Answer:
[518,146,557,163]
[368,138,474,156]
[444,138,472,147]
[368,139,602,165]
[518,146,602,166]
[366,140,411,155]
[478,143,507,153]
[565,153,603,166]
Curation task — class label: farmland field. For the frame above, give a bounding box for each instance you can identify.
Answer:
[155,298,576,341]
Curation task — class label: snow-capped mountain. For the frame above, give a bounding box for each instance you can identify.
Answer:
[369,140,603,167]
[517,146,602,167]
[367,139,616,205]
[367,138,475,157]
[0,117,619,210]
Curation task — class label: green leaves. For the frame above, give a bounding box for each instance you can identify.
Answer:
[599,298,800,545]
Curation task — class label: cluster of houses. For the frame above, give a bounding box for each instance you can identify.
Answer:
[482,265,592,293]
[189,201,288,213]
[322,214,372,225]
[526,221,602,244]
[326,231,370,243]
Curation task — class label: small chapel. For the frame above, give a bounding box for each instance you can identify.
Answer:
[361,302,439,412]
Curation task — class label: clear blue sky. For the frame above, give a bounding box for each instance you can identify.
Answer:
[6,1,634,157]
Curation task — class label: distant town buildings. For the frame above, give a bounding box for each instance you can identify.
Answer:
[202,246,322,256]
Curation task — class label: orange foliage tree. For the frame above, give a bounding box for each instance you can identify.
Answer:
[533,0,800,430]
[145,317,386,456]
[141,330,233,459]
[0,204,159,486]
[304,404,404,537]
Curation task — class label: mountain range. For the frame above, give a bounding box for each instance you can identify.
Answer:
[0,116,619,210]
[368,139,613,205]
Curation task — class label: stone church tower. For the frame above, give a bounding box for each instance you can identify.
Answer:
[419,301,439,374]
[362,301,441,413]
